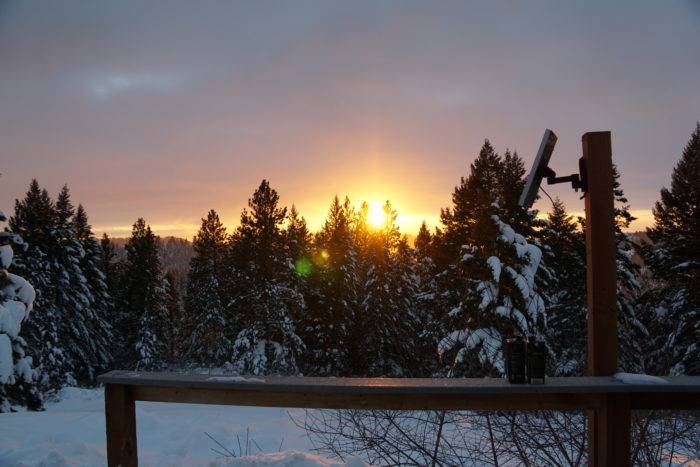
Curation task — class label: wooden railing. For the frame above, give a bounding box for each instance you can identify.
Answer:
[98,370,700,467]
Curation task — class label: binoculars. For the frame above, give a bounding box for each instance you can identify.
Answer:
[504,335,546,384]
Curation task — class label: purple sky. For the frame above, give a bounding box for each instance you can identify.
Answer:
[1,1,699,237]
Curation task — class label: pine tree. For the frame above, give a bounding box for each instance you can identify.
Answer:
[303,196,357,375]
[8,180,66,389]
[645,123,700,375]
[438,200,545,376]
[163,271,183,365]
[439,140,502,266]
[610,166,646,371]
[228,181,305,375]
[286,205,311,265]
[539,199,587,375]
[184,210,231,366]
[117,218,168,370]
[351,200,422,376]
[72,205,113,379]
[0,206,42,411]
[99,233,119,299]
[413,222,442,376]
[436,142,546,376]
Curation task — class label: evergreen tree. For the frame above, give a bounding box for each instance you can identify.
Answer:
[645,123,700,375]
[439,140,502,266]
[436,142,546,376]
[610,166,646,371]
[352,201,421,376]
[413,222,442,376]
[9,180,66,389]
[10,183,108,386]
[99,233,119,298]
[184,210,231,366]
[73,205,113,377]
[163,271,183,365]
[117,218,168,370]
[0,206,42,411]
[303,196,357,375]
[228,181,304,375]
[438,200,545,377]
[286,205,311,265]
[539,199,587,375]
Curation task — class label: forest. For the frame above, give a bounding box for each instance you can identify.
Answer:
[0,125,698,463]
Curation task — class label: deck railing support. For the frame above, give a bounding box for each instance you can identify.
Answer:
[582,131,629,466]
[105,383,138,467]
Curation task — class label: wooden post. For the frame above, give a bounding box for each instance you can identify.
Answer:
[105,384,138,467]
[582,131,630,467]
[583,131,618,376]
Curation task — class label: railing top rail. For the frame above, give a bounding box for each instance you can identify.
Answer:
[98,370,700,395]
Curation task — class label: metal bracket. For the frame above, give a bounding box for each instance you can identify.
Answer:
[541,157,588,193]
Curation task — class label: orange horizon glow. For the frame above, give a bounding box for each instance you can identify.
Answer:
[92,206,654,240]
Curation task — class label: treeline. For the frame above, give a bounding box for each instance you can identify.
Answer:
[1,124,698,410]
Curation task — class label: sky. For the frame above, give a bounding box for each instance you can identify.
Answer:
[1,1,699,238]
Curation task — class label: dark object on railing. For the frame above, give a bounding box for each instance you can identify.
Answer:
[505,336,527,384]
[527,336,546,384]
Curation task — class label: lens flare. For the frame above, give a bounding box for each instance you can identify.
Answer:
[294,257,313,277]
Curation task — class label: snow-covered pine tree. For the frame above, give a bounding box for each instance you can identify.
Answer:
[436,141,546,376]
[645,123,699,375]
[10,181,70,389]
[438,200,545,376]
[351,200,421,376]
[184,209,231,366]
[228,180,305,375]
[117,218,168,370]
[0,206,41,411]
[72,204,113,379]
[539,198,587,376]
[610,167,646,372]
[387,234,427,376]
[412,222,442,376]
[303,196,357,375]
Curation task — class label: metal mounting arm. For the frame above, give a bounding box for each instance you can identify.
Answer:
[541,157,588,193]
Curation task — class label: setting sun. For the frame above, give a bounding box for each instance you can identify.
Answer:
[367,201,385,229]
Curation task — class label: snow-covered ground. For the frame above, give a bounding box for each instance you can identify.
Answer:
[0,387,364,466]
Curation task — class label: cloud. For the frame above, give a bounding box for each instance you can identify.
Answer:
[88,72,184,100]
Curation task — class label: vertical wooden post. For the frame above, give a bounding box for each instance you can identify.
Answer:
[583,131,618,376]
[105,384,138,467]
[582,131,630,467]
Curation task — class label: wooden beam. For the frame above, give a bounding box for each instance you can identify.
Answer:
[132,385,604,411]
[97,371,700,466]
[105,384,138,467]
[589,395,631,467]
[583,131,618,377]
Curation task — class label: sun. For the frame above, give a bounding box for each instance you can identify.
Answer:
[367,201,385,229]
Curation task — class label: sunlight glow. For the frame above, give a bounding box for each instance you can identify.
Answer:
[367,201,386,229]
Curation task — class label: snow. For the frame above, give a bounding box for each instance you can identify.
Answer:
[613,372,670,385]
[0,300,27,338]
[220,451,367,466]
[486,256,501,282]
[0,386,357,467]
[0,244,13,268]
[0,334,12,383]
[4,273,36,311]
[208,376,266,383]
